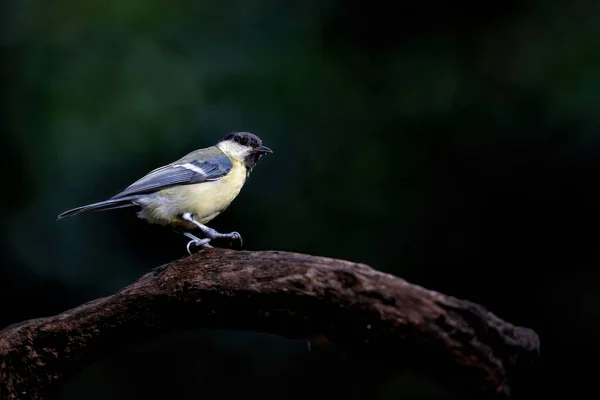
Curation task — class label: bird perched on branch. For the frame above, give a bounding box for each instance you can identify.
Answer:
[57,132,273,253]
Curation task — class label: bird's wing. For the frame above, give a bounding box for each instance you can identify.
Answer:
[110,153,233,199]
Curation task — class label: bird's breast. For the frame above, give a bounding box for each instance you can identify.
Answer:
[173,160,247,224]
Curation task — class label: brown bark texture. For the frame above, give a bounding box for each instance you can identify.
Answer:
[0,249,540,399]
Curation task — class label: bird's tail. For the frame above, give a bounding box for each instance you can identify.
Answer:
[56,196,141,220]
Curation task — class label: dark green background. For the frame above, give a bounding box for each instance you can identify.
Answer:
[2,0,599,398]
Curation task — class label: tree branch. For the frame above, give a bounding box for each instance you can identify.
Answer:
[0,249,539,399]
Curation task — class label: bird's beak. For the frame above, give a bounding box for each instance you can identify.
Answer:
[257,145,273,154]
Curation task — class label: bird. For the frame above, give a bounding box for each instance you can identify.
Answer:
[57,131,273,253]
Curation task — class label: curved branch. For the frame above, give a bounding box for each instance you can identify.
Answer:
[0,249,539,399]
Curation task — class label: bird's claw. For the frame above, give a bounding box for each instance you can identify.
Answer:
[186,238,212,254]
[228,231,243,247]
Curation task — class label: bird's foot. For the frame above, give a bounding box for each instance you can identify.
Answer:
[181,213,243,248]
[203,227,243,247]
[183,232,213,254]
[186,238,213,254]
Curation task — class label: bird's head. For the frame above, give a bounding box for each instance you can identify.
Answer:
[217,131,273,172]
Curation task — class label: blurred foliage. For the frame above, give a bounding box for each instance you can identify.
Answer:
[2,0,600,398]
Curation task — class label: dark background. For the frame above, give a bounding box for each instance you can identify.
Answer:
[2,0,599,398]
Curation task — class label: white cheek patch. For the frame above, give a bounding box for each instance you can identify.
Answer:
[217,140,251,160]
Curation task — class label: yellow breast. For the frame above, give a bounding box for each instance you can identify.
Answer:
[143,159,247,228]
[182,159,247,223]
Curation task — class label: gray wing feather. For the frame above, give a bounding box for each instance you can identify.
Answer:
[110,153,232,199]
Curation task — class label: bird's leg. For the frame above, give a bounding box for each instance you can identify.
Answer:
[182,232,213,254]
[182,212,243,247]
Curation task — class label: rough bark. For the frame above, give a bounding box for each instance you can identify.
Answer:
[0,249,539,399]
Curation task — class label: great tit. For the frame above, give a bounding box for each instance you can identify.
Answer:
[57,131,273,253]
